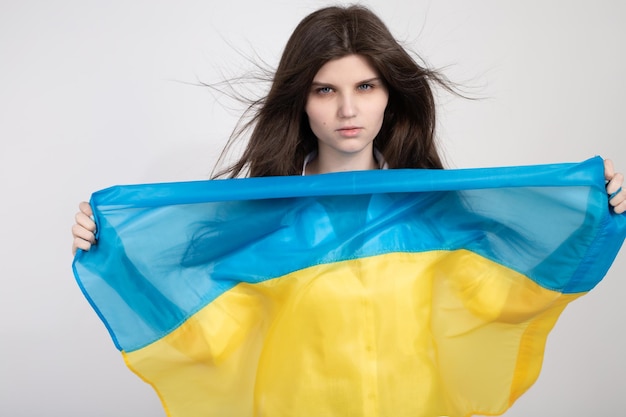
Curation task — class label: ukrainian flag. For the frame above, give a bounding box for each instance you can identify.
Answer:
[73,156,625,417]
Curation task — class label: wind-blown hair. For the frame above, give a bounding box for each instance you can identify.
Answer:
[214,5,449,178]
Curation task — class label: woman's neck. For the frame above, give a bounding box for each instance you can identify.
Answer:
[305,149,378,175]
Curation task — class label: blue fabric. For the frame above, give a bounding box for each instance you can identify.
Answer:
[73,156,626,352]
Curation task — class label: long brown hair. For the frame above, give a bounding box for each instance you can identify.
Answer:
[213,5,450,178]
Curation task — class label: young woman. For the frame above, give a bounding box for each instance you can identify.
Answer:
[72,5,625,254]
[71,6,626,417]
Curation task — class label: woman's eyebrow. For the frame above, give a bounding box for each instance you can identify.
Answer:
[310,77,382,87]
[358,77,383,84]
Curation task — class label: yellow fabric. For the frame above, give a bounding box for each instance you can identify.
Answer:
[123,250,580,417]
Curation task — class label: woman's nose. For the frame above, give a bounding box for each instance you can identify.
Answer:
[337,94,357,118]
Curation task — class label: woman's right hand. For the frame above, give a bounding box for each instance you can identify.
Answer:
[72,201,96,255]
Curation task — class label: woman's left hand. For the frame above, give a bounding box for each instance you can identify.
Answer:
[604,159,625,214]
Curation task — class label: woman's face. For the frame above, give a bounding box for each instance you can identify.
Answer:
[305,54,389,174]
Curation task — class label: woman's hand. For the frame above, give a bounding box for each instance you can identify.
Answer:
[604,159,625,214]
[72,201,97,255]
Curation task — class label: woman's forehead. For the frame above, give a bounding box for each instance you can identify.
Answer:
[312,54,380,83]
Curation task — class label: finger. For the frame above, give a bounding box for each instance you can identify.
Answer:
[79,201,93,217]
[609,192,625,207]
[612,199,626,215]
[72,237,93,255]
[604,159,615,181]
[606,172,624,196]
[75,211,96,232]
[609,187,625,205]
[72,223,96,243]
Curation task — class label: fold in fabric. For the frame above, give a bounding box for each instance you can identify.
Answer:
[73,156,625,417]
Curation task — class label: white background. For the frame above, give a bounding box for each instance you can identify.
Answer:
[1,0,624,416]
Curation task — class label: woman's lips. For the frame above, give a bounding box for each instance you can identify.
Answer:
[337,127,362,137]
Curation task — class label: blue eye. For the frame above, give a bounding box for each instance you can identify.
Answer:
[316,87,333,94]
[358,84,373,91]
